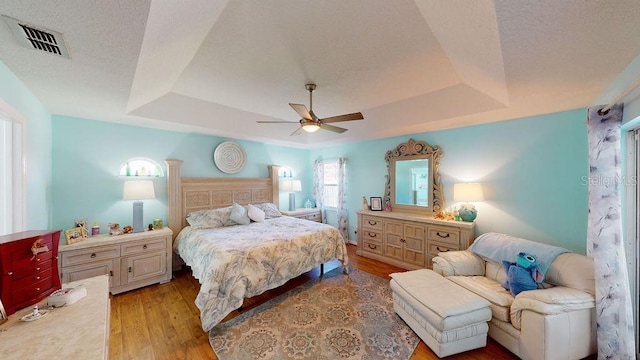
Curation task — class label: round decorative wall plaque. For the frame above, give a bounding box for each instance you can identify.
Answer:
[213,141,247,174]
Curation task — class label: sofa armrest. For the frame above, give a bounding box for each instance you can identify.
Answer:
[510,286,595,329]
[432,250,486,276]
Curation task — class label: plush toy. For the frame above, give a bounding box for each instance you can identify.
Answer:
[502,252,544,296]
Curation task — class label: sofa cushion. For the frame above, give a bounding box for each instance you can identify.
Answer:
[545,253,595,295]
[510,287,595,329]
[448,275,514,322]
[484,260,507,285]
[433,250,486,276]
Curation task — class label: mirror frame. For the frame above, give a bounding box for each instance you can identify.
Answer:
[384,138,444,214]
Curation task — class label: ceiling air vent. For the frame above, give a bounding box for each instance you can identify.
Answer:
[2,15,70,59]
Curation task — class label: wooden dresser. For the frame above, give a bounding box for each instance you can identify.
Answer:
[356,210,475,269]
[58,227,172,294]
[0,230,61,315]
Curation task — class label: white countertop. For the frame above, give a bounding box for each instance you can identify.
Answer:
[0,275,110,360]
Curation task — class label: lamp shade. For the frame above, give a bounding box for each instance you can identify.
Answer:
[453,183,484,202]
[281,179,302,192]
[123,180,155,200]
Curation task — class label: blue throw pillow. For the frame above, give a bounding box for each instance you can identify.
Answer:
[229,203,250,225]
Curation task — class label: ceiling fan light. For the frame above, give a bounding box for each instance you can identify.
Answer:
[302,124,320,133]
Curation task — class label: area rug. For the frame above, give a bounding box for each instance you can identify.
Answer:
[209,267,419,359]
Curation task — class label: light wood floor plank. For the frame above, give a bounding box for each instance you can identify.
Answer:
[110,244,520,360]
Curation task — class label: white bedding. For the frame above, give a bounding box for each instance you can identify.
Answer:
[174,216,349,331]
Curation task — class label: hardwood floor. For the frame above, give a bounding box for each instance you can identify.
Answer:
[109,244,519,360]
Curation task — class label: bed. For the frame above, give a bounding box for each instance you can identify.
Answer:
[165,160,349,331]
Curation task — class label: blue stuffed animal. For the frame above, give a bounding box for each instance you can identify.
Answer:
[502,252,544,296]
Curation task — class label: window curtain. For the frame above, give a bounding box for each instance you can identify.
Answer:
[336,157,349,241]
[313,159,325,223]
[586,103,636,359]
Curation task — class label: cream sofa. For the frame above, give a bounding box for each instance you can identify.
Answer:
[432,233,597,360]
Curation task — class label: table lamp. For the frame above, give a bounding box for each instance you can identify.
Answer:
[123,180,155,233]
[453,183,484,222]
[281,179,302,211]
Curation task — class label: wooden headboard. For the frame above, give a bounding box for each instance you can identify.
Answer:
[165,160,281,238]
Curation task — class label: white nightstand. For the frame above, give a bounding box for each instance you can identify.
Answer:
[58,227,173,294]
[281,208,323,223]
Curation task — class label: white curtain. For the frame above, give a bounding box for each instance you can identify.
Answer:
[336,157,349,241]
[587,104,636,359]
[313,159,325,222]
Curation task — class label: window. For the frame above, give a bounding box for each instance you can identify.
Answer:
[323,162,338,208]
[118,158,164,177]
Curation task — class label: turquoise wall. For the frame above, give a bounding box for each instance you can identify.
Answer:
[0,61,52,230]
[51,116,311,239]
[312,109,589,253]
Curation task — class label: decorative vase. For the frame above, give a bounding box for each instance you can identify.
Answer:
[458,208,477,222]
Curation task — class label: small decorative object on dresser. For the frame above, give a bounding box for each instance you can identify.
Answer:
[65,227,85,244]
[370,196,383,211]
[362,196,369,210]
[109,222,122,236]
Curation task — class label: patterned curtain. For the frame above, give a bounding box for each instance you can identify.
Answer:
[337,157,349,240]
[586,104,636,359]
[313,159,325,222]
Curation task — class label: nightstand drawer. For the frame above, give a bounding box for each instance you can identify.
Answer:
[302,212,322,222]
[362,216,383,231]
[427,226,460,246]
[61,245,120,267]
[121,237,166,256]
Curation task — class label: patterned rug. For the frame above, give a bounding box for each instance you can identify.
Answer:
[209,267,419,359]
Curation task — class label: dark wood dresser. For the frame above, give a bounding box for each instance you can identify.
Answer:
[0,230,61,315]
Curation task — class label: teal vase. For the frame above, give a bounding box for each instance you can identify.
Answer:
[458,208,477,222]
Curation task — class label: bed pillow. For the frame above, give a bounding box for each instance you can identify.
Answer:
[256,202,282,219]
[230,202,251,225]
[186,207,233,229]
[247,204,266,222]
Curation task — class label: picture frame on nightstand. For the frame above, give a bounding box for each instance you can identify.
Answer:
[370,197,383,211]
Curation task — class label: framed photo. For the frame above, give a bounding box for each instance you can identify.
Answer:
[370,197,383,211]
[65,227,86,245]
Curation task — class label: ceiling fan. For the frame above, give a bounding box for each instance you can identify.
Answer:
[257,83,364,136]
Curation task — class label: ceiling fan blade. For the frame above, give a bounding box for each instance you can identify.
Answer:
[320,123,348,134]
[256,120,298,124]
[320,112,364,124]
[289,103,313,121]
[290,127,305,136]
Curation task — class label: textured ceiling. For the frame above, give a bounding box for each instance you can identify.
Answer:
[1,0,639,148]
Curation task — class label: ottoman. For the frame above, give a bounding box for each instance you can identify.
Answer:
[390,269,492,357]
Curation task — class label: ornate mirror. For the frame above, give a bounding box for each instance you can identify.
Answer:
[384,138,444,214]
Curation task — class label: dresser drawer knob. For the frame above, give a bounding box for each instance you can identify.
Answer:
[401,238,406,243]
[367,232,377,238]
[109,270,113,277]
[143,244,148,249]
[367,220,377,226]
[90,253,97,258]
[436,246,450,252]
[368,244,377,249]
[35,267,40,271]
[35,276,40,280]
[7,271,13,276]
[35,287,40,291]
[436,232,450,238]
[128,267,132,273]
